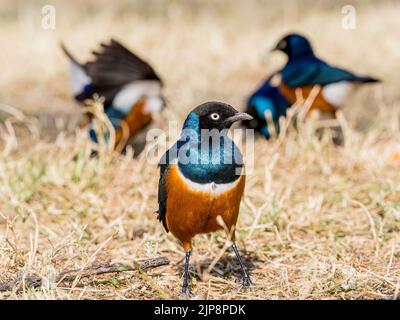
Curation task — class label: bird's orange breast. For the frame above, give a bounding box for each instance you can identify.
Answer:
[114,97,152,148]
[165,165,245,250]
[278,83,337,115]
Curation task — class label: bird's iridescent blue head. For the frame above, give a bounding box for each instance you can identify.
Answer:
[177,102,252,183]
[272,33,314,59]
[183,101,253,132]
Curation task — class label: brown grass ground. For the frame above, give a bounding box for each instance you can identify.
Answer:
[0,0,399,299]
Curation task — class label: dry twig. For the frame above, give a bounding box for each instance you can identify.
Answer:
[0,256,169,292]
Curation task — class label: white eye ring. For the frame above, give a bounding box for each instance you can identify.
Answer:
[210,113,220,121]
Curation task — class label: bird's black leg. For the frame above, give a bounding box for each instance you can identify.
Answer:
[181,249,192,296]
[232,241,252,287]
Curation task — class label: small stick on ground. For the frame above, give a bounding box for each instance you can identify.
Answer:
[0,256,169,292]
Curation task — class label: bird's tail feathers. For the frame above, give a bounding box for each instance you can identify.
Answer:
[60,42,92,97]
[356,76,381,83]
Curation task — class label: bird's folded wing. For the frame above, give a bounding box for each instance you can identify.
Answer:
[157,142,177,232]
[282,62,357,87]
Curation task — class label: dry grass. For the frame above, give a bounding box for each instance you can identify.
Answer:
[0,0,399,300]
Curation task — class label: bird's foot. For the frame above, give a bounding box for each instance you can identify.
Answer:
[240,275,253,287]
[181,284,193,297]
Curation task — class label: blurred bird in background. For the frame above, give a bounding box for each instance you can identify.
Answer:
[62,39,165,155]
[242,33,380,141]
[157,101,253,296]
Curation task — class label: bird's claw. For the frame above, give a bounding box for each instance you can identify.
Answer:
[181,284,193,297]
[241,275,253,287]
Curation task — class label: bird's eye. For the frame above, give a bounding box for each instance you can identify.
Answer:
[210,113,220,121]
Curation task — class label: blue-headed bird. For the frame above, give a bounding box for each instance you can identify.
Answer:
[62,39,165,155]
[242,33,380,138]
[157,101,253,295]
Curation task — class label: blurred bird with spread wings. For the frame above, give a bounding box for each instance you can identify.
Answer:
[242,33,380,140]
[62,39,165,155]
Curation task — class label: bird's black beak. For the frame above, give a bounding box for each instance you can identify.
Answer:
[223,112,253,127]
[270,45,279,53]
[271,40,287,53]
